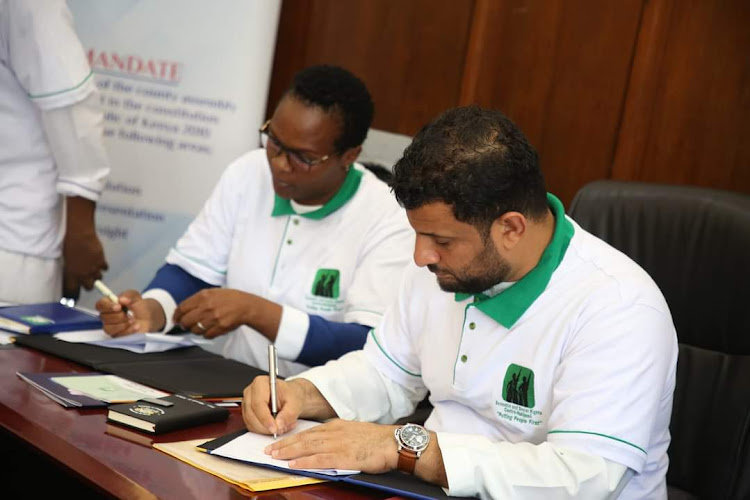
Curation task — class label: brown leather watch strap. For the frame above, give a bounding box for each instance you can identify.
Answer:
[397,448,419,474]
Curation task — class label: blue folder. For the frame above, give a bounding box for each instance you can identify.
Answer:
[201,430,459,499]
[0,302,102,334]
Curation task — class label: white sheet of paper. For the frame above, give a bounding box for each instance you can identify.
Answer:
[0,301,19,341]
[55,330,110,342]
[0,331,16,345]
[211,419,360,476]
[54,330,209,353]
[51,373,169,402]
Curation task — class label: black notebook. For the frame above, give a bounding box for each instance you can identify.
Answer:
[102,357,266,398]
[107,394,229,434]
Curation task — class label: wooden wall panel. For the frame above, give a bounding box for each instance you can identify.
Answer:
[266,0,474,135]
[459,0,646,206]
[612,0,750,194]
[267,0,749,202]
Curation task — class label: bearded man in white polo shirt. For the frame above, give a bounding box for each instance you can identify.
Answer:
[97,65,413,377]
[0,0,110,303]
[242,106,678,499]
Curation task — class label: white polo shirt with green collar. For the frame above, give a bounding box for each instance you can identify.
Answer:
[298,194,678,499]
[158,149,413,376]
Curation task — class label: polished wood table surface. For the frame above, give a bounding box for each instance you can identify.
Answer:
[0,345,396,499]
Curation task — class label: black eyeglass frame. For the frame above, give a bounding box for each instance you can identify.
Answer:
[259,120,331,171]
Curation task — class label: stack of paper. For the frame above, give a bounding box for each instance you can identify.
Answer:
[154,439,326,492]
[16,372,108,408]
[209,419,360,476]
[50,373,170,403]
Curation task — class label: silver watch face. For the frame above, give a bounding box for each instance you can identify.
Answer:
[398,423,430,452]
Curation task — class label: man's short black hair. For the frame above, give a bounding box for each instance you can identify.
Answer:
[392,106,548,233]
[287,65,374,153]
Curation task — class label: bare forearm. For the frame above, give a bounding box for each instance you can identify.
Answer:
[142,298,167,332]
[414,432,448,488]
[244,295,283,341]
[65,196,97,233]
[63,196,107,295]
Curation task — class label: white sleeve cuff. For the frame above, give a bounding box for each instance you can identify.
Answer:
[343,309,383,328]
[438,433,629,499]
[274,306,310,361]
[291,351,425,424]
[30,72,96,111]
[438,432,496,496]
[42,92,109,201]
[141,288,177,333]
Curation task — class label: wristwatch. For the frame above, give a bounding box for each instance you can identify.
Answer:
[394,423,430,474]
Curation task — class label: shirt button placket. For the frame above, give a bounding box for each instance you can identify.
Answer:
[287,217,298,245]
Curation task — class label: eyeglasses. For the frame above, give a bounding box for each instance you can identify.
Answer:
[259,120,330,172]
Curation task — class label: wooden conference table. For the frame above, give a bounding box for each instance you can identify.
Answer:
[0,345,394,499]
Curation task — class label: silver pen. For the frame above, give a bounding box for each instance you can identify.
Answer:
[268,344,278,438]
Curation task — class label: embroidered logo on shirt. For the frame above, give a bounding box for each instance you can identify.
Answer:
[311,269,340,298]
[502,363,535,408]
[494,363,544,427]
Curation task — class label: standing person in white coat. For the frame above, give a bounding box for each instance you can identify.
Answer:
[242,106,678,499]
[97,65,414,377]
[0,0,110,304]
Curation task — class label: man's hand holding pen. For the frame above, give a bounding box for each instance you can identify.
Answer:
[95,288,166,337]
[242,376,306,437]
[242,376,409,475]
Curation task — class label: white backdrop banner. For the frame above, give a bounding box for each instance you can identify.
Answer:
[67,0,281,306]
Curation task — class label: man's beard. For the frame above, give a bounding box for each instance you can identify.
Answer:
[428,240,511,294]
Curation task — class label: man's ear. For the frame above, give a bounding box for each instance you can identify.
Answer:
[490,212,527,250]
[340,145,362,168]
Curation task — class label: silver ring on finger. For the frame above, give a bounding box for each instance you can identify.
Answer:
[196,321,207,332]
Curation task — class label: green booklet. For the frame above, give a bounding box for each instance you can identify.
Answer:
[51,374,169,403]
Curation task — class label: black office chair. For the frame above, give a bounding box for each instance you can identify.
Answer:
[569,180,750,500]
[361,161,393,185]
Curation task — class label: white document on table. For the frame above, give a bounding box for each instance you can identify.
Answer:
[55,330,210,353]
[210,419,360,477]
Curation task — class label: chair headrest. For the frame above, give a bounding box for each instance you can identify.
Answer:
[569,180,750,353]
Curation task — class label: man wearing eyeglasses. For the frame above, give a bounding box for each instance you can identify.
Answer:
[96,65,413,377]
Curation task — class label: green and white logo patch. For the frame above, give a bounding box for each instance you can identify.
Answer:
[311,269,340,299]
[502,363,535,408]
[494,363,544,427]
[306,268,345,314]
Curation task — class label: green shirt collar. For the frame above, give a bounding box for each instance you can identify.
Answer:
[271,166,362,220]
[454,193,574,328]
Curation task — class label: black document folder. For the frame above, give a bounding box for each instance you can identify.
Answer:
[14,335,264,398]
[200,431,459,500]
[102,357,264,398]
[15,334,213,368]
